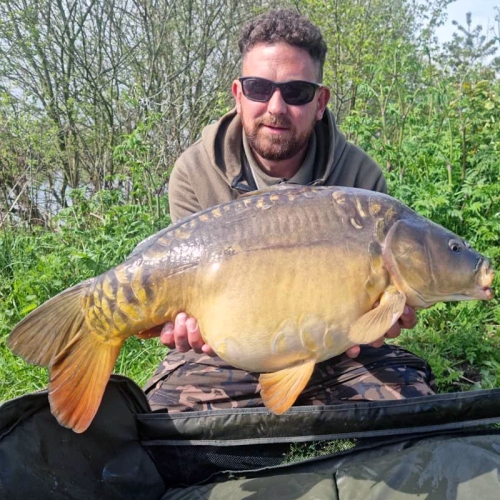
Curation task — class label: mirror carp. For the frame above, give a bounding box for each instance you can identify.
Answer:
[8,186,495,432]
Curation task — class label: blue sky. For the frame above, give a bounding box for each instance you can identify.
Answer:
[436,0,499,42]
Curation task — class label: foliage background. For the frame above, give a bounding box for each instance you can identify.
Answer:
[0,0,499,400]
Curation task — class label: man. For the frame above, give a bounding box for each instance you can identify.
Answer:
[144,9,435,411]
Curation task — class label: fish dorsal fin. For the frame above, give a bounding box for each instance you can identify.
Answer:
[259,359,316,415]
[348,286,407,345]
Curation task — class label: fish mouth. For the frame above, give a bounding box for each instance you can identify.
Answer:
[474,258,495,300]
[398,257,495,307]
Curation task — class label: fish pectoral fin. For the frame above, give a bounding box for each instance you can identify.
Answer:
[259,360,316,415]
[348,286,407,345]
[49,329,123,433]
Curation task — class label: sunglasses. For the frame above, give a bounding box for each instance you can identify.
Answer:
[239,77,320,106]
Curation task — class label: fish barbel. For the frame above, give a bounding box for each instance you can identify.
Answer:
[8,186,495,432]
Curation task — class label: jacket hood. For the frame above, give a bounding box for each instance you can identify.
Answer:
[200,108,346,190]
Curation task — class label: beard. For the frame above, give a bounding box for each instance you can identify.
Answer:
[242,113,316,161]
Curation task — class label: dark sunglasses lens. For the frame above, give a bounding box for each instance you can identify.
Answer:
[242,78,274,101]
[280,82,317,105]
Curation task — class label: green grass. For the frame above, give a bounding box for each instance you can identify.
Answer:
[283,439,356,464]
[393,299,500,392]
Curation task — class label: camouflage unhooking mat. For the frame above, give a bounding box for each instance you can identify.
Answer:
[2,375,500,499]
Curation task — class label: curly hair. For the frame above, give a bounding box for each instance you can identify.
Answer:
[238,9,327,81]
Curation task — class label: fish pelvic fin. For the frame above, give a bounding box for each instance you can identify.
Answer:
[259,359,316,415]
[8,281,90,366]
[348,285,407,345]
[49,329,123,433]
[135,324,163,339]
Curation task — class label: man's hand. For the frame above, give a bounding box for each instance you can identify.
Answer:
[345,305,417,358]
[160,313,217,356]
[161,306,417,359]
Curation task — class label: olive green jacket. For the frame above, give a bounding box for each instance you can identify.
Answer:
[168,108,386,222]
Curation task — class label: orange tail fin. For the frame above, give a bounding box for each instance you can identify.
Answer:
[8,280,122,433]
[49,330,123,433]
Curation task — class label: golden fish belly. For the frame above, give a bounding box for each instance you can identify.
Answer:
[191,244,384,373]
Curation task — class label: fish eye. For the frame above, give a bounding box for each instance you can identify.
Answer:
[448,239,462,253]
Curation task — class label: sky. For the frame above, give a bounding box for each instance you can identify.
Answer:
[436,0,499,43]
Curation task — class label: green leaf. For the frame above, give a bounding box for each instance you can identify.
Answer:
[20,303,38,315]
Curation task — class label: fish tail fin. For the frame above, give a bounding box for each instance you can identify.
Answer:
[49,329,123,433]
[8,278,121,433]
[8,281,90,366]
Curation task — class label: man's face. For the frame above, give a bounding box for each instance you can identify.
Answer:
[232,43,330,163]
